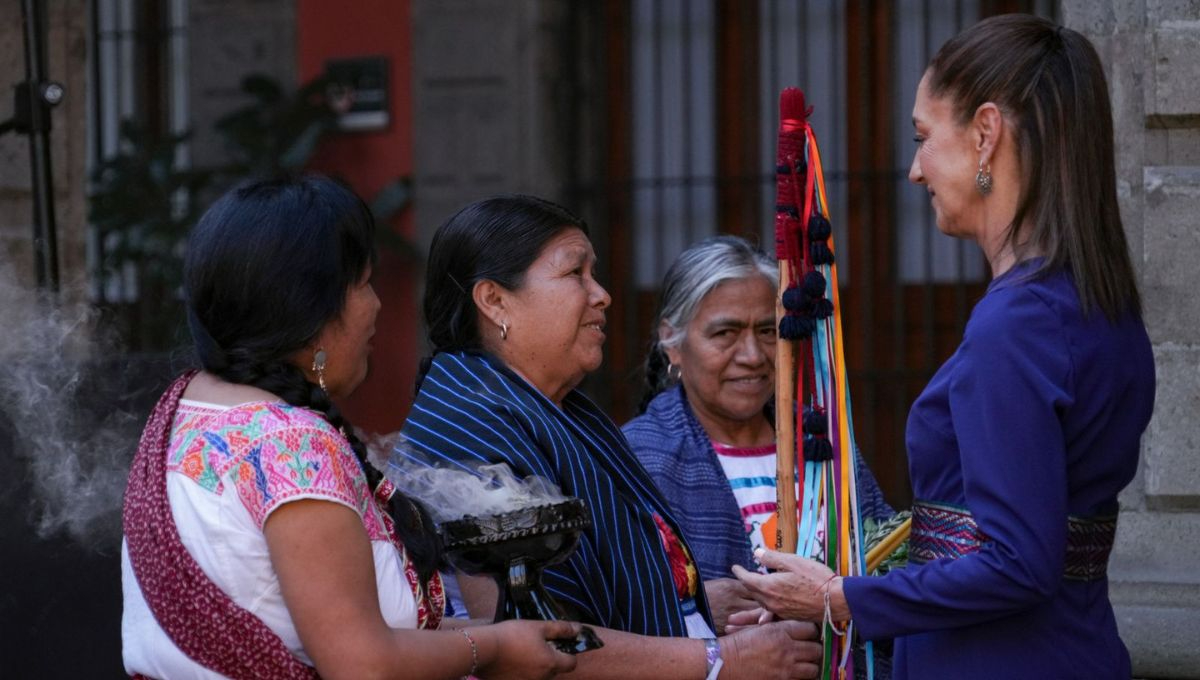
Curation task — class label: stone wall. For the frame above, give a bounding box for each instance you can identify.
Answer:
[410,0,590,249]
[1064,1,1200,676]
[0,0,89,300]
[187,0,297,172]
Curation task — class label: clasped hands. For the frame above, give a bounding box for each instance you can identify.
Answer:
[727,548,850,632]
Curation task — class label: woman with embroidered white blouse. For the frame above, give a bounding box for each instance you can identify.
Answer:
[120,175,578,679]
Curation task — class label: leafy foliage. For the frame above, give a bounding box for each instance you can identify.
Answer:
[862,510,911,576]
[88,121,212,349]
[213,74,339,178]
[87,73,416,350]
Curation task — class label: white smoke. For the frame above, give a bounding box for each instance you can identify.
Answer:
[382,436,568,524]
[0,262,153,552]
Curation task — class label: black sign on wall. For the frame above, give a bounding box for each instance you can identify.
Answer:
[325,56,390,132]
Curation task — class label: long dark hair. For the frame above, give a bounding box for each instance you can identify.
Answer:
[184,175,441,581]
[417,194,587,390]
[927,13,1139,320]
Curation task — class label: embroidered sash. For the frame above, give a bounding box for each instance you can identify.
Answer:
[909,499,1117,581]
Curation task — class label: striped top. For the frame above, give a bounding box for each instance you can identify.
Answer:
[711,440,779,560]
[396,351,710,637]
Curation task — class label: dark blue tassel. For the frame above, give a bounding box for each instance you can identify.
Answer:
[779,314,815,340]
[808,214,832,240]
[782,286,805,312]
[811,242,834,265]
[802,270,827,299]
[803,436,834,462]
[811,298,833,319]
[802,408,827,435]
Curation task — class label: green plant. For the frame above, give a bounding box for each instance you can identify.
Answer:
[215,74,420,260]
[88,121,212,350]
[862,510,911,575]
[214,73,339,178]
[88,74,419,349]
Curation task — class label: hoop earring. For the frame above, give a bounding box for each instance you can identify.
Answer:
[312,348,328,392]
[667,363,683,382]
[975,160,993,196]
[500,321,509,341]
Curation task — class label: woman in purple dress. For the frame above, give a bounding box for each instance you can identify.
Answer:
[730,15,1155,679]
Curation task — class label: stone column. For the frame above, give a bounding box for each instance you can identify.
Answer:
[410,0,587,249]
[1063,2,1200,677]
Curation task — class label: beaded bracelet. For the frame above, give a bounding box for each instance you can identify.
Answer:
[458,628,479,678]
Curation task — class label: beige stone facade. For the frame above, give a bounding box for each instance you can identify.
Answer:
[1064,1,1200,676]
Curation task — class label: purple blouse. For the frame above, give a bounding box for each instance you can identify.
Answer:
[843,260,1155,679]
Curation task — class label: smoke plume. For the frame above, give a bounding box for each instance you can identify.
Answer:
[0,262,168,552]
[383,436,567,524]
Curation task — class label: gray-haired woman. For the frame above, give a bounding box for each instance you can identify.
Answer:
[622,235,892,634]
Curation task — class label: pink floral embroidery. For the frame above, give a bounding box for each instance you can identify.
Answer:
[167,403,391,542]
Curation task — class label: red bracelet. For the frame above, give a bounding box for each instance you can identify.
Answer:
[811,573,838,595]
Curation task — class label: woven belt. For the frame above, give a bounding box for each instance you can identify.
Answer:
[909,500,1117,582]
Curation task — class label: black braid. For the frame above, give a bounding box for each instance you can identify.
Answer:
[637,340,674,414]
[194,322,444,583]
[184,176,445,584]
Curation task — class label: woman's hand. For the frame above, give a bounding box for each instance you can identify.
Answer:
[703,577,760,635]
[731,549,835,622]
[720,619,822,679]
[723,607,773,634]
[472,619,581,679]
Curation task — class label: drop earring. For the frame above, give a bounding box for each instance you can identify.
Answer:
[975,159,993,196]
[312,348,328,392]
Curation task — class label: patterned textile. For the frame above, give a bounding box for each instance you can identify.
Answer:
[377,478,445,630]
[653,513,700,599]
[123,372,318,679]
[166,402,444,626]
[125,375,444,679]
[374,477,446,628]
[167,401,384,539]
[910,500,1117,582]
[1064,515,1118,582]
[908,500,992,564]
[622,385,893,582]
[398,351,710,637]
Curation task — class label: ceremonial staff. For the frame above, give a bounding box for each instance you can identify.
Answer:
[772,89,808,555]
[773,87,873,680]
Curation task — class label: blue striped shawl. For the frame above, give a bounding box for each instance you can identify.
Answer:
[623,386,895,582]
[396,351,711,637]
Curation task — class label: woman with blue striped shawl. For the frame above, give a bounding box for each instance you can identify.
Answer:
[395,195,822,679]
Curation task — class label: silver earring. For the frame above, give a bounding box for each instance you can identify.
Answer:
[667,363,682,382]
[312,348,328,392]
[500,321,509,341]
[975,160,993,196]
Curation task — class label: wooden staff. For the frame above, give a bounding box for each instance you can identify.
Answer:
[775,259,798,553]
[773,88,809,554]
